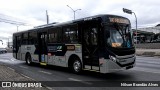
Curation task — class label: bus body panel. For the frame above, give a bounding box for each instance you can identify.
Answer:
[13,53,16,59]
[47,44,82,67]
[15,43,83,68]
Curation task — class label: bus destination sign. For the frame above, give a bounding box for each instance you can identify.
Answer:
[109,17,129,24]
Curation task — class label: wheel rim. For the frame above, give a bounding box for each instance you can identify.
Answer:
[27,56,31,64]
[73,60,81,72]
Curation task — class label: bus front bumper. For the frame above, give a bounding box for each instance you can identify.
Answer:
[100,55,136,73]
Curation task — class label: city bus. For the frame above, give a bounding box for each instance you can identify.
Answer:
[13,14,136,73]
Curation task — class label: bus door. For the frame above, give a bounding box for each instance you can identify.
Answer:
[38,32,47,65]
[15,35,21,60]
[82,21,100,70]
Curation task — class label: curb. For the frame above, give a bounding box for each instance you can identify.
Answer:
[136,50,160,57]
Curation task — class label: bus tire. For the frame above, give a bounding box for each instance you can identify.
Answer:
[72,58,82,74]
[26,54,32,65]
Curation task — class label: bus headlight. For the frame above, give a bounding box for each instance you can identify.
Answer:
[109,55,117,62]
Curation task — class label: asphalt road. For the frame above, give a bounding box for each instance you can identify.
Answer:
[0,53,160,90]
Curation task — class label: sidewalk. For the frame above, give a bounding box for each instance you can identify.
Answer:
[136,49,160,57]
[0,64,48,90]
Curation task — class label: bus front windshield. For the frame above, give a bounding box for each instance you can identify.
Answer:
[106,23,134,48]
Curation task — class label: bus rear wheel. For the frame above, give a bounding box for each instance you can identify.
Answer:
[72,59,82,74]
[26,54,32,65]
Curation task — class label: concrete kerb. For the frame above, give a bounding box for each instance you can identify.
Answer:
[136,49,160,57]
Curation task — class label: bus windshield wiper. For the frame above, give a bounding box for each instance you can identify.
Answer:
[113,23,125,42]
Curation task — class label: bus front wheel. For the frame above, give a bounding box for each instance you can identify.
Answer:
[72,59,82,74]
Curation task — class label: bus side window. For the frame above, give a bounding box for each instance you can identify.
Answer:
[91,28,98,45]
[84,30,89,45]
[17,35,21,46]
[63,27,70,43]
[48,28,58,43]
[69,25,78,43]
[62,25,78,43]
[57,27,62,43]
[22,33,28,45]
[28,32,38,44]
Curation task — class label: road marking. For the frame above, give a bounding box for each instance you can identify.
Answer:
[68,78,92,85]
[20,74,35,80]
[11,58,16,61]
[68,78,82,81]
[46,87,54,90]
[39,70,52,75]
[19,66,28,69]
[7,67,15,71]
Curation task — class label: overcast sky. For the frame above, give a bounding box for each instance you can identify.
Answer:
[0,0,160,47]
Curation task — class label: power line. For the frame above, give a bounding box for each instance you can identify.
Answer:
[0,13,26,22]
[0,18,26,25]
[0,13,32,26]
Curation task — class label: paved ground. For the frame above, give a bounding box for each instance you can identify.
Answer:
[0,63,49,90]
[0,53,160,90]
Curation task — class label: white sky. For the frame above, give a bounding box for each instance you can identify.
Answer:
[0,0,160,47]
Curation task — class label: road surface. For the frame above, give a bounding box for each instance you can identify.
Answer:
[0,53,160,90]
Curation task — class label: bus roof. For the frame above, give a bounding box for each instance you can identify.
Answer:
[13,14,129,35]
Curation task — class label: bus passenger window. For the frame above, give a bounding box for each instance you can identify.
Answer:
[63,25,78,43]
[84,31,89,45]
[69,28,78,43]
[63,28,70,43]
[22,33,28,45]
[48,28,58,43]
[91,28,98,45]
[28,32,37,44]
[49,33,57,43]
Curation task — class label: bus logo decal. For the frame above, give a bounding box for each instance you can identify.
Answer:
[57,46,62,51]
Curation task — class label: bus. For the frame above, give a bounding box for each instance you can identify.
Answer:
[13,14,136,73]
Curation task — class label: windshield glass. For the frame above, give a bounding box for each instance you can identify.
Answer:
[106,24,134,48]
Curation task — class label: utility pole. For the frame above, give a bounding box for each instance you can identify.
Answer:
[17,25,19,32]
[67,5,81,20]
[8,38,9,48]
[123,8,138,44]
[46,10,49,24]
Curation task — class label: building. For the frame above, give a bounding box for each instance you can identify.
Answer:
[152,32,160,42]
[133,24,160,43]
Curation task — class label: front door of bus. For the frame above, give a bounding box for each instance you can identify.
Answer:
[82,21,100,69]
[39,32,47,64]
